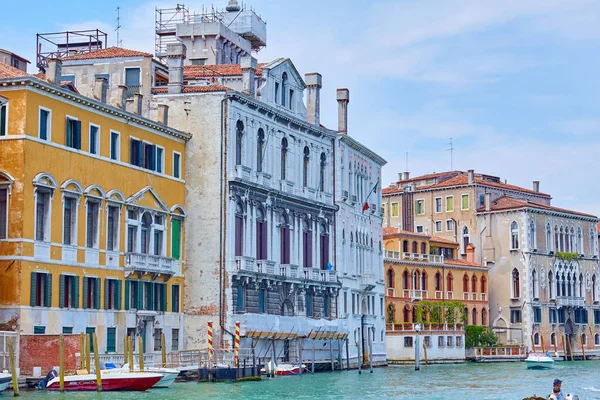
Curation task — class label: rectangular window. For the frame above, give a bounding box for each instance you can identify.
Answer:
[171,219,181,260]
[0,188,7,239]
[446,196,454,212]
[0,102,7,136]
[446,220,454,231]
[258,289,266,313]
[63,197,76,245]
[461,194,469,210]
[236,285,246,313]
[438,336,445,347]
[143,142,156,170]
[424,336,431,348]
[343,291,348,315]
[86,201,99,248]
[107,205,119,251]
[447,336,454,347]
[83,277,100,309]
[154,230,163,256]
[30,272,52,307]
[89,124,99,155]
[62,326,73,334]
[435,221,442,232]
[106,327,116,352]
[533,307,542,323]
[173,152,181,178]
[391,202,399,217]
[124,68,141,94]
[594,310,600,324]
[110,131,120,160]
[95,73,110,85]
[416,225,424,233]
[156,147,164,173]
[154,328,162,351]
[59,274,78,308]
[35,191,50,241]
[558,309,566,324]
[39,108,51,140]
[403,337,413,348]
[34,326,46,334]
[352,293,356,314]
[415,200,424,215]
[172,328,179,351]
[456,336,463,347]
[172,284,180,312]
[510,309,522,323]
[66,117,81,150]
[549,308,557,324]
[130,138,143,166]
[127,225,137,253]
[86,327,95,353]
[435,197,442,213]
[305,293,313,317]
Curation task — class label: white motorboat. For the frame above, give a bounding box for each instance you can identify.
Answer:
[262,361,307,376]
[113,364,179,388]
[525,352,555,369]
[0,371,12,392]
[45,371,162,391]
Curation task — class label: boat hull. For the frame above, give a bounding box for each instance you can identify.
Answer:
[46,374,161,391]
[152,371,179,388]
[0,375,11,392]
[275,366,305,375]
[525,360,554,370]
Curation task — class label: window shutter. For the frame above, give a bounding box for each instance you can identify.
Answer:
[171,285,177,312]
[73,276,80,308]
[172,219,181,260]
[124,280,130,311]
[30,272,37,307]
[66,119,72,147]
[44,274,52,307]
[150,144,156,170]
[94,278,100,309]
[136,282,142,310]
[104,278,109,309]
[262,222,268,260]
[161,284,167,311]
[40,111,47,140]
[59,275,65,308]
[83,278,88,309]
[74,120,81,149]
[116,280,122,310]
[129,138,135,164]
[148,283,154,311]
[136,141,143,166]
[235,216,243,257]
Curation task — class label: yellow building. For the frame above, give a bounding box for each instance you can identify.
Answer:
[0,61,190,356]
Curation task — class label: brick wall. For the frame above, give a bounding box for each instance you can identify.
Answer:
[19,334,80,375]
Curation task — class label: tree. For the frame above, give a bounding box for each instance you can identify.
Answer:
[465,325,498,348]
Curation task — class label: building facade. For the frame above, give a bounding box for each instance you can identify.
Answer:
[0,49,29,72]
[0,66,190,357]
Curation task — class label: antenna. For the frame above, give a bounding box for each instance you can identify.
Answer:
[115,7,123,47]
[446,137,455,170]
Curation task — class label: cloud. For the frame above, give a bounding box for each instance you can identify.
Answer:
[550,120,600,137]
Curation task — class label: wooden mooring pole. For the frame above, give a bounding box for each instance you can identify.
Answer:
[59,334,65,392]
[86,333,91,373]
[329,339,334,371]
[541,334,545,353]
[423,340,428,365]
[161,333,167,368]
[566,334,574,361]
[123,335,128,367]
[580,335,586,361]
[128,336,134,372]
[561,335,567,361]
[8,337,19,397]
[80,332,85,370]
[93,332,102,392]
[138,336,145,372]
[345,339,350,370]
[298,338,303,375]
[311,339,315,374]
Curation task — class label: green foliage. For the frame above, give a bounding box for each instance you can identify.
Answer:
[429,245,438,255]
[413,301,465,325]
[387,303,396,324]
[465,325,498,348]
[556,251,579,262]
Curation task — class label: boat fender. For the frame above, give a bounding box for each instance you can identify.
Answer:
[36,369,58,390]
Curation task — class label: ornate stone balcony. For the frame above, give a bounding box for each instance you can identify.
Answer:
[555,296,585,308]
[360,273,376,291]
[384,250,444,264]
[125,253,174,276]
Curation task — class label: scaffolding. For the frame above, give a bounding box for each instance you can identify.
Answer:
[36,30,107,70]
[155,4,190,60]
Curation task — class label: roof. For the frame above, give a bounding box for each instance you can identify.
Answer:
[383,227,430,238]
[61,47,153,61]
[153,84,230,94]
[0,63,28,79]
[0,48,30,63]
[184,63,266,79]
[444,258,486,268]
[430,236,458,245]
[481,196,597,218]
[32,73,79,93]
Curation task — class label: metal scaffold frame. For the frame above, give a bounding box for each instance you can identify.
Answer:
[36,30,107,70]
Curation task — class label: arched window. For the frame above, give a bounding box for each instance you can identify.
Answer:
[464,307,469,324]
[403,240,409,253]
[481,276,486,294]
[554,226,559,251]
[560,272,566,297]
[533,332,539,346]
[546,223,552,251]
[595,333,600,346]
[435,272,441,291]
[235,202,244,257]
[387,269,394,288]
[412,306,417,323]
[403,305,410,323]
[570,228,575,253]
[413,270,420,290]
[421,242,426,254]
[481,308,487,326]
[319,153,326,192]
[472,276,477,293]
[281,72,288,106]
[446,273,453,292]
[402,270,409,290]
[463,275,469,293]
[141,212,152,254]
[559,226,564,251]
[256,207,267,260]
[529,220,536,249]
[303,146,310,187]
[462,226,470,254]
[235,120,244,166]
[581,333,587,346]
[592,275,597,302]
[472,308,477,326]
[548,271,554,299]
[319,222,329,270]
[512,268,520,298]
[280,214,291,265]
[579,273,584,297]
[532,269,538,299]
[421,271,427,290]
[256,128,265,172]
[280,138,288,180]
[412,241,417,253]
[350,231,353,243]
[577,227,583,254]
[590,228,596,256]
[510,222,519,249]
[550,332,556,346]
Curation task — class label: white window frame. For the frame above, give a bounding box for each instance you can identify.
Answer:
[0,99,8,137]
[461,193,469,210]
[416,199,425,215]
[434,197,442,213]
[446,219,454,232]
[435,220,442,232]
[65,114,80,149]
[38,106,52,140]
[155,145,165,174]
[106,203,121,253]
[85,198,101,249]
[152,213,166,256]
[88,123,100,156]
[391,202,399,217]
[110,130,120,161]
[445,195,454,212]
[510,221,519,250]
[61,193,79,246]
[173,151,182,179]
[126,208,140,253]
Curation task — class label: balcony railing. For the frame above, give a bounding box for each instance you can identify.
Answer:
[235,256,256,272]
[410,290,428,300]
[387,288,396,297]
[125,253,174,275]
[279,179,295,194]
[556,296,585,307]
[435,290,443,299]
[481,293,487,301]
[125,85,141,99]
[278,264,299,279]
[256,260,276,275]
[447,291,454,300]
[463,292,469,300]
[383,251,443,264]
[235,165,252,180]
[360,273,376,290]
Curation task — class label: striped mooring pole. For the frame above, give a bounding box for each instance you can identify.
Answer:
[234,321,241,367]
[208,321,214,366]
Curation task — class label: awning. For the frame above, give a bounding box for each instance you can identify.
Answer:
[243,330,348,340]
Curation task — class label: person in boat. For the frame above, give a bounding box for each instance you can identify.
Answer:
[549,379,564,400]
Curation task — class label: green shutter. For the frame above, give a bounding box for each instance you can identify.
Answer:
[59,275,65,308]
[161,284,167,311]
[94,278,101,309]
[116,280,122,311]
[124,280,130,311]
[148,283,154,311]
[74,120,82,149]
[66,119,72,147]
[44,274,52,307]
[83,278,88,309]
[172,219,181,260]
[171,285,176,312]
[0,104,6,136]
[104,278,109,309]
[73,276,80,308]
[30,272,37,306]
[135,281,142,310]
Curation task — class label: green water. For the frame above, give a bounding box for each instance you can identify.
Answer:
[9,361,600,399]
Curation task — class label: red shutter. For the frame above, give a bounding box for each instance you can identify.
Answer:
[235,216,243,257]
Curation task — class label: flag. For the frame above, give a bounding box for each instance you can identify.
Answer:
[362,179,380,214]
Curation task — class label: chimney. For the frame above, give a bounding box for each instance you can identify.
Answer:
[94,77,108,103]
[132,93,143,115]
[466,243,475,263]
[157,104,169,125]
[397,173,403,181]
[533,181,540,193]
[116,85,127,109]
[485,193,492,211]
[336,88,349,133]
[468,169,475,184]
[167,43,186,94]
[403,171,410,181]
[46,58,62,85]
[241,55,257,97]
[305,72,322,126]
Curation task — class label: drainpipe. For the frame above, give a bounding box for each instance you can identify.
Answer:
[219,96,228,330]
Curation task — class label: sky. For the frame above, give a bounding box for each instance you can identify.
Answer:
[2,0,600,214]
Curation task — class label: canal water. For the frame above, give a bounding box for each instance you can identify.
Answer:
[10,361,600,399]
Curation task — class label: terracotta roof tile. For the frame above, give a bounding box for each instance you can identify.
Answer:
[0,63,28,79]
[62,47,153,61]
[444,259,485,268]
[482,196,597,218]
[153,84,230,94]
[383,228,430,238]
[430,236,458,245]
[184,63,266,79]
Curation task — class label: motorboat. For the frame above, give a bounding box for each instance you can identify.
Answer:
[525,352,555,369]
[45,371,162,391]
[0,371,11,392]
[262,361,307,376]
[111,364,179,388]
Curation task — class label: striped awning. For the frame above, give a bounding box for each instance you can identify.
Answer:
[243,330,348,340]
